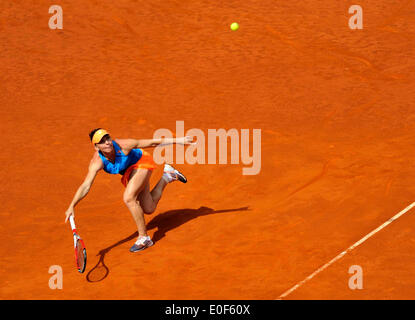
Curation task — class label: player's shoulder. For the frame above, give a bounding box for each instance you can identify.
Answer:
[89,152,104,170]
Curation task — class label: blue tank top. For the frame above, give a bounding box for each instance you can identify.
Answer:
[98,140,143,175]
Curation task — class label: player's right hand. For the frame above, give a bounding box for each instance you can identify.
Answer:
[65,207,75,223]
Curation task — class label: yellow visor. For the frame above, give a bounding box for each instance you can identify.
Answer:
[92,129,109,144]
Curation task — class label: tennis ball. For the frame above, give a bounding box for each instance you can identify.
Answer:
[230,22,239,31]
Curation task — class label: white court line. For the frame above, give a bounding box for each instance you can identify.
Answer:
[277,202,415,299]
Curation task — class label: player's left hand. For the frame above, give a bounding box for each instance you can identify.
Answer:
[177,136,195,145]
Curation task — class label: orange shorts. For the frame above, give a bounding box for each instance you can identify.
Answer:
[121,150,157,187]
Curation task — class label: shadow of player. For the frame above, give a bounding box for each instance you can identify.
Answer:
[86,206,249,282]
[147,206,250,242]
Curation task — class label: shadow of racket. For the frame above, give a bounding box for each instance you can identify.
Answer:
[86,252,109,282]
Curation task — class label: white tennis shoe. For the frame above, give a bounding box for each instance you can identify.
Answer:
[162,164,187,183]
[130,236,153,253]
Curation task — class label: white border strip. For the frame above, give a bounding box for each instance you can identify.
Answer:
[277,202,415,299]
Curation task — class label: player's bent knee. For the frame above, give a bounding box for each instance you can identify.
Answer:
[123,194,137,207]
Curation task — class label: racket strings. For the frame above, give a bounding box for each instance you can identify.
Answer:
[76,239,87,273]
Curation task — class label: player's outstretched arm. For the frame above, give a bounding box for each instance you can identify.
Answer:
[116,136,194,150]
[65,160,102,223]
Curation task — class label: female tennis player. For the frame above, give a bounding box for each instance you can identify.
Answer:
[64,128,193,252]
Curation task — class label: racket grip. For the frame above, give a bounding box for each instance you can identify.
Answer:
[69,215,76,231]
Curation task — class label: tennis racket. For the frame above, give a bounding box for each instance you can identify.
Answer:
[69,215,87,273]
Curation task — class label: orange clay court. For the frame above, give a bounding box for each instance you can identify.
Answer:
[1,1,415,300]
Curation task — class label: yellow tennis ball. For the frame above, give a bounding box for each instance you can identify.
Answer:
[230,22,239,31]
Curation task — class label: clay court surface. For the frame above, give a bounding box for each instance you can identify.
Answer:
[1,1,415,299]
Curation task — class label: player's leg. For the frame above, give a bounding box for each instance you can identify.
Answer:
[137,164,187,214]
[123,169,154,252]
[123,169,152,237]
[137,177,168,214]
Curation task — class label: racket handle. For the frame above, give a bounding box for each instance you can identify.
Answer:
[69,215,76,231]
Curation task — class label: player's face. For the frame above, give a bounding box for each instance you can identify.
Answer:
[95,134,113,153]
